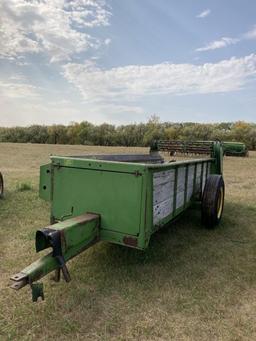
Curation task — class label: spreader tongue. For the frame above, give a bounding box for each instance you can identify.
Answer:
[10,213,100,302]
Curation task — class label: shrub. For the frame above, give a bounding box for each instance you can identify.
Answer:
[16,182,33,192]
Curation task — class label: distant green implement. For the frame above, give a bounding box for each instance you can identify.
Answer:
[222,141,248,157]
[10,141,225,301]
[157,139,249,157]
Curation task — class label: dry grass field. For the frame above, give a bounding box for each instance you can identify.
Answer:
[0,143,256,340]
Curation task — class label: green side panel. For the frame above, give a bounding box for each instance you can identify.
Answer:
[39,163,52,202]
[52,166,144,236]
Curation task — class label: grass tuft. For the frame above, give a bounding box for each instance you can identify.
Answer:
[16,181,33,192]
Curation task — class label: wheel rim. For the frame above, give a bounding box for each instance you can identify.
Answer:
[217,187,224,219]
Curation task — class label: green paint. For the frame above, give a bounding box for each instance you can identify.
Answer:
[31,282,44,302]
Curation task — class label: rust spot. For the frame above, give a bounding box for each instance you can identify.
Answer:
[123,236,138,247]
[134,170,142,177]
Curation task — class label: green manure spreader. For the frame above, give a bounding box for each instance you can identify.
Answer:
[10,141,225,301]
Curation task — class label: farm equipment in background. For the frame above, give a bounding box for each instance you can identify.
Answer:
[158,139,249,157]
[0,172,4,199]
[157,140,214,156]
[222,141,249,157]
[10,141,224,302]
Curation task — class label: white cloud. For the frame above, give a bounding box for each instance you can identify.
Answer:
[0,99,81,126]
[196,37,239,52]
[87,103,144,115]
[0,78,40,99]
[62,54,256,102]
[196,9,211,19]
[104,38,111,46]
[0,0,111,63]
[196,24,256,52]
[243,25,256,40]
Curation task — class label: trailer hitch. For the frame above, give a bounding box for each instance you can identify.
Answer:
[10,213,100,302]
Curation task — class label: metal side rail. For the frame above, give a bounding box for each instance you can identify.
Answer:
[10,213,100,302]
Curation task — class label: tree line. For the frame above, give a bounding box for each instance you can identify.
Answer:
[0,117,255,150]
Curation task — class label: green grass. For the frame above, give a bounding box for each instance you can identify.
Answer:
[0,143,256,340]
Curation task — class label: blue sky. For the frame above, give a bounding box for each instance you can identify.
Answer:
[0,0,256,126]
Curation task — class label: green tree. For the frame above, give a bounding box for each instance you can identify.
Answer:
[143,115,164,146]
[48,125,68,144]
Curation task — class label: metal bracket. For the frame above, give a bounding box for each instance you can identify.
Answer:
[31,282,44,302]
[36,228,71,283]
[55,255,71,282]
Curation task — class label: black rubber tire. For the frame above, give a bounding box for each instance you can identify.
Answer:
[0,172,4,199]
[202,174,225,229]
